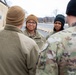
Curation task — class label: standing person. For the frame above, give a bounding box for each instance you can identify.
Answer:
[46,14,65,39]
[0,6,39,75]
[24,14,46,50]
[36,0,76,75]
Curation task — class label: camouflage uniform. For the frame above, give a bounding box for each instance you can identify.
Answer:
[24,30,46,50]
[36,23,76,75]
[46,30,56,40]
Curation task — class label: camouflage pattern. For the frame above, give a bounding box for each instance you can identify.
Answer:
[36,23,76,75]
[24,30,46,50]
[46,30,56,40]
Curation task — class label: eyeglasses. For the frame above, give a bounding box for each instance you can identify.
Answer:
[27,22,36,24]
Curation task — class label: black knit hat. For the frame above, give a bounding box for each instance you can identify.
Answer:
[66,0,76,16]
[54,14,65,26]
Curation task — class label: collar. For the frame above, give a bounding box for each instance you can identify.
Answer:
[4,24,23,33]
[25,30,41,39]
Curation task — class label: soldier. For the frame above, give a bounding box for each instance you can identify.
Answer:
[24,14,46,50]
[0,6,39,75]
[46,14,65,39]
[36,0,76,75]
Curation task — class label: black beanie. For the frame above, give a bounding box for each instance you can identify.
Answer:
[66,0,76,16]
[54,14,65,26]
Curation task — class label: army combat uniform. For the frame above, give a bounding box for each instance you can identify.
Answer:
[24,30,46,50]
[36,23,76,75]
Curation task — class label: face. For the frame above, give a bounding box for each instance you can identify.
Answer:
[26,20,37,31]
[54,21,62,31]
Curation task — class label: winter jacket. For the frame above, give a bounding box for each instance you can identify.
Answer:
[36,23,76,75]
[0,24,39,75]
[24,30,46,50]
[46,30,56,40]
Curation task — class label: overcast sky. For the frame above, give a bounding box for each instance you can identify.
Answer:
[7,0,70,17]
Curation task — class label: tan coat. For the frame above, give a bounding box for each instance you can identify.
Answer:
[0,24,39,75]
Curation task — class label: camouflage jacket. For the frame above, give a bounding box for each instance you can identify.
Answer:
[24,30,46,50]
[36,23,76,75]
[46,30,56,40]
